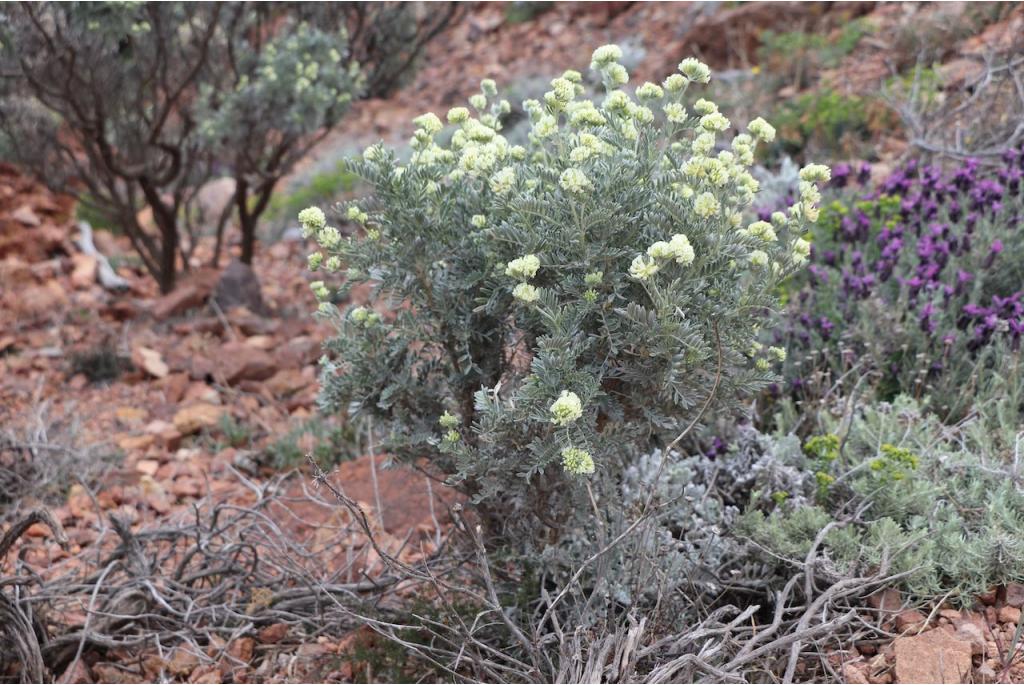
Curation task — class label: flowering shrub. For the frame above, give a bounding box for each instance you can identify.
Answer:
[303,46,826,529]
[769,151,1024,418]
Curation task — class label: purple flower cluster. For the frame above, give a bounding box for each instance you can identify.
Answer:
[776,148,1024,393]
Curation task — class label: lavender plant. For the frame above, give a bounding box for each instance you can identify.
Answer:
[768,152,1024,420]
[301,46,827,534]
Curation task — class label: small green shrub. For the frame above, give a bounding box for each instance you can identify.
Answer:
[206,414,254,450]
[741,395,1024,601]
[503,1,552,25]
[302,46,827,537]
[264,416,357,469]
[758,21,870,89]
[770,89,889,160]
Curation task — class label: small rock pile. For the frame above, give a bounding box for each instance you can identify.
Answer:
[839,586,1024,684]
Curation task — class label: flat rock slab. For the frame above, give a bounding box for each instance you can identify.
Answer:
[893,630,972,684]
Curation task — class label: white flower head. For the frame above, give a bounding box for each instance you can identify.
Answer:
[647,241,674,260]
[748,250,769,267]
[490,166,516,195]
[663,102,687,124]
[693,192,720,218]
[413,112,443,136]
[603,90,631,113]
[512,282,540,303]
[607,63,629,86]
[549,77,576,103]
[349,305,369,323]
[636,82,664,101]
[298,206,326,235]
[678,57,712,83]
[799,163,832,183]
[550,390,583,426]
[668,234,694,265]
[693,98,718,115]
[591,44,623,69]
[506,254,540,280]
[533,114,558,139]
[748,117,776,142]
[792,237,812,263]
[662,73,687,93]
[362,144,381,161]
[447,107,470,124]
[311,280,330,301]
[569,103,607,127]
[632,105,654,124]
[471,214,487,228]
[700,112,730,132]
[629,254,660,280]
[746,221,777,242]
[692,131,715,155]
[317,225,342,249]
[561,446,595,475]
[559,168,593,194]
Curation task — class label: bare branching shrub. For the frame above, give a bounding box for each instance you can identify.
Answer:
[307,457,905,683]
[0,471,440,681]
[0,2,458,292]
[0,402,120,526]
[886,50,1024,163]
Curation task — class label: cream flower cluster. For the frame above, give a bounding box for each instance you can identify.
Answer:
[506,254,540,280]
[744,220,777,242]
[506,254,541,303]
[629,255,659,281]
[561,446,595,475]
[559,168,592,194]
[550,390,584,426]
[646,234,695,265]
[307,44,828,308]
[349,305,380,327]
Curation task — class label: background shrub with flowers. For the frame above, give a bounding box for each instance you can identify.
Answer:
[301,46,827,536]
[766,151,1024,423]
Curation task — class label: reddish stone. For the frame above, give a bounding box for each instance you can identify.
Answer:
[893,630,972,683]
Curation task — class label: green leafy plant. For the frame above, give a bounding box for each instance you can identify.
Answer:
[770,89,890,160]
[742,395,1024,601]
[264,162,360,237]
[303,46,827,536]
[758,21,870,89]
[264,416,357,469]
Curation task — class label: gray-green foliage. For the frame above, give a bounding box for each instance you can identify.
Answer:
[741,395,1024,600]
[302,46,827,533]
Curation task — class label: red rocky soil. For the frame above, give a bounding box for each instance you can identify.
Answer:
[1,165,455,682]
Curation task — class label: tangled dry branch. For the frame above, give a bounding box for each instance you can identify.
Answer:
[0,471,453,682]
